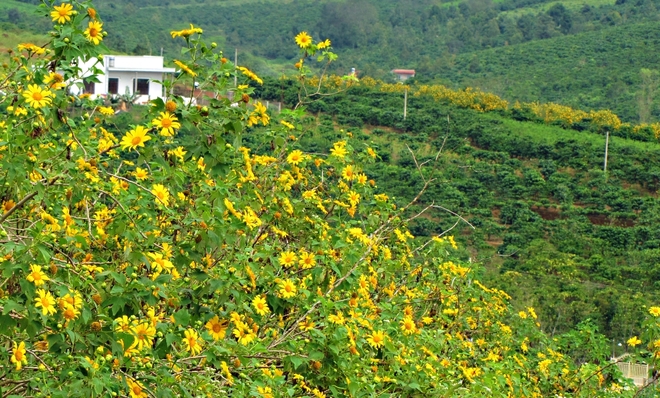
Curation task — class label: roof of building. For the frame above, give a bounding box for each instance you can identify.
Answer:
[107,67,176,73]
[392,69,416,75]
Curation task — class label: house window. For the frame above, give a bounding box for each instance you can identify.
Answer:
[134,78,149,95]
[108,78,119,95]
[83,80,95,94]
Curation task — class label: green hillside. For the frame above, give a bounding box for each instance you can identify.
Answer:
[256,77,660,345]
[431,21,660,123]
[5,0,660,121]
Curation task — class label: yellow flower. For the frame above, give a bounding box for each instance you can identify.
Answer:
[347,191,360,206]
[252,295,270,316]
[182,329,203,355]
[238,66,263,85]
[258,386,274,398]
[17,43,45,55]
[518,311,527,319]
[299,251,316,269]
[126,378,148,398]
[650,307,660,317]
[120,126,151,151]
[279,251,297,267]
[151,184,170,207]
[205,316,228,341]
[34,289,57,316]
[84,21,104,45]
[330,141,348,158]
[174,60,197,77]
[171,24,203,39]
[22,84,53,109]
[317,39,331,50]
[295,32,312,49]
[51,3,74,24]
[11,341,27,370]
[242,207,262,229]
[299,317,315,331]
[59,291,83,310]
[328,311,346,325]
[400,317,417,335]
[147,252,173,274]
[279,279,297,299]
[152,112,181,137]
[341,165,356,181]
[114,315,135,333]
[233,322,256,345]
[628,336,642,347]
[367,330,386,349]
[26,265,49,286]
[62,304,80,323]
[131,322,156,351]
[133,167,149,181]
[287,149,304,165]
[168,146,187,162]
[99,106,114,116]
[280,120,295,129]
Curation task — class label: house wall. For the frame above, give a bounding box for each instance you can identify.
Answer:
[97,71,166,103]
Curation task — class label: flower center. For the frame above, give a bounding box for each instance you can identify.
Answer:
[59,10,68,17]
[89,28,98,37]
[212,323,223,333]
[132,386,142,395]
[15,351,24,360]
[32,92,43,101]
[131,136,143,146]
[285,285,293,292]
[161,119,172,128]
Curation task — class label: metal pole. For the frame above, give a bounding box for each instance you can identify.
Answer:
[604,131,609,175]
[234,48,238,88]
[404,88,408,120]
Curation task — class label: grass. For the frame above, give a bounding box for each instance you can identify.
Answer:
[488,113,660,152]
[0,0,40,13]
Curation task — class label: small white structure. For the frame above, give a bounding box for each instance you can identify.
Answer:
[75,55,175,103]
[391,69,416,81]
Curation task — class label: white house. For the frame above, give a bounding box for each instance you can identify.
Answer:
[75,55,176,103]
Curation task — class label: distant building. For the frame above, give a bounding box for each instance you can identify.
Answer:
[74,55,176,103]
[392,69,416,81]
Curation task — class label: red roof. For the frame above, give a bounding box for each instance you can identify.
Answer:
[392,69,416,75]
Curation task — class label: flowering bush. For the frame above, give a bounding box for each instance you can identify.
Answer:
[0,1,642,397]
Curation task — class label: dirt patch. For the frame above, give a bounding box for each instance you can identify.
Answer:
[586,213,636,227]
[491,208,501,220]
[485,238,503,248]
[531,206,561,220]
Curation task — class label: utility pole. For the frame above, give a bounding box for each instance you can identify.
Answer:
[403,87,408,120]
[234,48,238,88]
[603,131,609,177]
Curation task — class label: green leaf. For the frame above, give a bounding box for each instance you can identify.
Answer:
[173,309,191,326]
[288,355,305,370]
[2,300,22,315]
